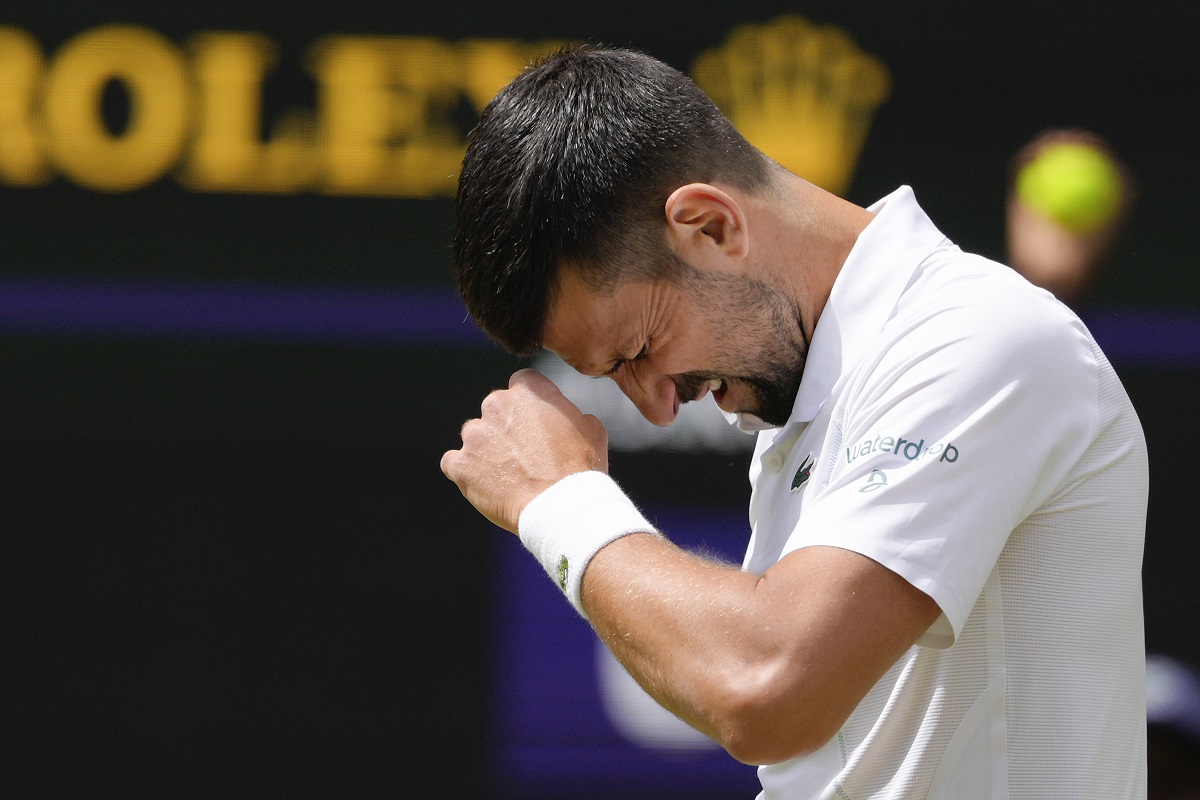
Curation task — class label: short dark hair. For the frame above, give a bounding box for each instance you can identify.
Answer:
[452,45,771,355]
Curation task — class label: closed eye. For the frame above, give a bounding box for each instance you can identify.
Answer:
[601,343,649,377]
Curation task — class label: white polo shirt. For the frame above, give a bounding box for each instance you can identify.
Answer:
[746,187,1148,799]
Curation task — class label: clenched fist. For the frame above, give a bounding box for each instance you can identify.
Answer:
[441,369,609,532]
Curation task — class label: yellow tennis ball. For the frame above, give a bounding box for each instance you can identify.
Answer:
[1016,142,1124,233]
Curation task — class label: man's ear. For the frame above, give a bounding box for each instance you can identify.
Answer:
[663,183,750,268]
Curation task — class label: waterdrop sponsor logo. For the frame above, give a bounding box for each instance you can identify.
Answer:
[845,432,960,466]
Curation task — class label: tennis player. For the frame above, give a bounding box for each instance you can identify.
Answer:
[441,45,1149,799]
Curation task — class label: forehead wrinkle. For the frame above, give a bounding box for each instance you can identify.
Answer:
[552,327,634,377]
[545,268,656,376]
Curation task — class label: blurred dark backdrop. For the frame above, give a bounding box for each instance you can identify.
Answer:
[1,2,1196,797]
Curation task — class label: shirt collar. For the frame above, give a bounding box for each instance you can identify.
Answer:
[775,185,951,428]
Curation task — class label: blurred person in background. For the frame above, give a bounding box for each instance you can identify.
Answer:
[1146,653,1200,800]
[1005,128,1135,311]
[1008,133,1194,800]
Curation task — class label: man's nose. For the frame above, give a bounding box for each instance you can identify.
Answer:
[616,369,679,427]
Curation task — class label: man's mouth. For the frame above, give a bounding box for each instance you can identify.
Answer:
[707,378,728,407]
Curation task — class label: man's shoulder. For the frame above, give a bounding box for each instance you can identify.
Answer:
[895,251,1088,359]
[840,253,1101,427]
[906,250,1051,310]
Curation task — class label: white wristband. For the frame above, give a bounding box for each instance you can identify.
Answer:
[517,470,658,617]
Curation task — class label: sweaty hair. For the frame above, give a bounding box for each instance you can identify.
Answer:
[452,45,771,355]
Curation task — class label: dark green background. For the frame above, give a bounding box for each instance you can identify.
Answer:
[1,2,1196,798]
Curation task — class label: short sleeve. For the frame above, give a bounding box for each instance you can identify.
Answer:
[784,277,1099,646]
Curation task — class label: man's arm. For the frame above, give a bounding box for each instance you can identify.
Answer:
[582,533,939,765]
[442,369,941,765]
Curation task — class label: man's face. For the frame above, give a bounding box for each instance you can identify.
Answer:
[542,265,810,428]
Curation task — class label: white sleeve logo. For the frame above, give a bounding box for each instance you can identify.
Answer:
[859,469,889,493]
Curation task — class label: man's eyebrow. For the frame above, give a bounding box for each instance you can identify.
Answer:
[566,354,619,378]
[600,336,641,375]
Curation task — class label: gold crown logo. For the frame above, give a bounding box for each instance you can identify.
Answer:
[691,15,890,196]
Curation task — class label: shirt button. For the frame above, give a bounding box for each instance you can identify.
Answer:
[763,452,785,472]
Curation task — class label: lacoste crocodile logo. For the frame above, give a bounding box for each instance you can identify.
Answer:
[790,453,815,494]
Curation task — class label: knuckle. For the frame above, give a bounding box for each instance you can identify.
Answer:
[458,417,483,443]
[583,413,609,443]
[479,391,501,414]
